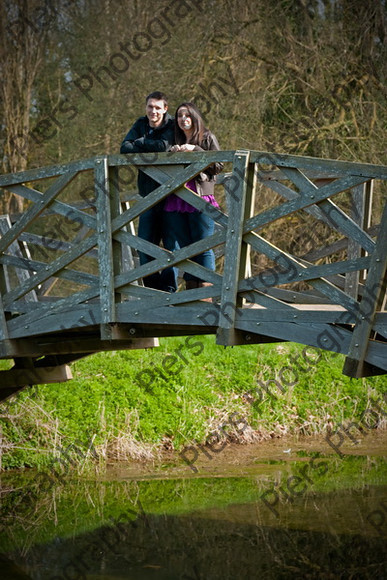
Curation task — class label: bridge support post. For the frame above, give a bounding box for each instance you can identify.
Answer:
[345,181,373,299]
[0,357,73,402]
[343,201,387,377]
[95,156,117,340]
[217,150,256,345]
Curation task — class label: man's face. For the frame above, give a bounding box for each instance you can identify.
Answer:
[146,98,167,128]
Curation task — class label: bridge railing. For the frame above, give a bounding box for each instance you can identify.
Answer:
[0,150,386,382]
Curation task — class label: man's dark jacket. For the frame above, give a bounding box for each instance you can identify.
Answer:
[120,114,174,197]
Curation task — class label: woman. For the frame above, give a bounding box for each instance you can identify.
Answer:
[163,102,223,291]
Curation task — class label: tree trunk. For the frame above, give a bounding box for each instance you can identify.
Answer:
[0,0,56,214]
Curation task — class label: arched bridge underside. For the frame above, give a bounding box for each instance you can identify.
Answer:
[0,150,386,401]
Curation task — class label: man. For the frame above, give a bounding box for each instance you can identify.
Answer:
[120,91,177,292]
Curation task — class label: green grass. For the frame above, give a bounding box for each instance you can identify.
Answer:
[0,336,386,469]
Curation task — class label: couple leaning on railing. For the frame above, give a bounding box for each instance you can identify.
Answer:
[120,90,223,295]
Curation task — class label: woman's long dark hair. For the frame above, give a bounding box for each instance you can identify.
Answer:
[175,102,207,146]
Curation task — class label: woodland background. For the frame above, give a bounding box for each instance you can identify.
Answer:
[0,0,386,218]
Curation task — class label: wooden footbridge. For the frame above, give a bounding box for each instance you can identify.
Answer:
[0,150,386,401]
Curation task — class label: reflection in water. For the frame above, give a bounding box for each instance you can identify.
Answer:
[0,449,386,579]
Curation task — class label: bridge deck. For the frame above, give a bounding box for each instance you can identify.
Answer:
[0,150,386,400]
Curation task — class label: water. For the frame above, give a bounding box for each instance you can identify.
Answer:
[0,433,386,579]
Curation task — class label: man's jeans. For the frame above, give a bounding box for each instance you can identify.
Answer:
[138,203,178,292]
[163,210,215,282]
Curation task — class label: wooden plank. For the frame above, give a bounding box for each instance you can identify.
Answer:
[7,302,100,338]
[0,335,158,358]
[95,157,115,339]
[113,303,248,329]
[236,309,387,324]
[246,174,368,233]
[258,176,330,223]
[0,243,10,341]
[0,151,383,189]
[0,157,95,187]
[115,304,350,325]
[0,172,77,254]
[115,300,386,333]
[264,287,332,304]
[139,164,182,184]
[10,286,236,339]
[5,282,100,336]
[238,288,300,311]
[240,256,370,292]
[115,280,219,311]
[238,318,349,354]
[109,167,125,302]
[274,168,375,253]
[250,151,387,179]
[258,168,341,181]
[19,232,98,260]
[118,257,222,296]
[6,303,384,372]
[175,261,221,286]
[109,150,232,167]
[118,275,221,305]
[6,183,98,231]
[343,200,387,377]
[235,319,387,371]
[0,253,97,289]
[345,183,367,298]
[113,230,225,289]
[302,225,379,263]
[0,215,37,302]
[2,232,98,307]
[120,201,137,274]
[238,161,257,306]
[359,180,374,285]
[313,189,374,253]
[8,185,97,299]
[35,221,95,297]
[114,229,168,260]
[114,150,387,180]
[373,323,387,339]
[0,364,73,388]
[245,231,359,311]
[217,151,250,345]
[0,293,8,341]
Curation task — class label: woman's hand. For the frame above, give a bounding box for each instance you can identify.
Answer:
[170,144,195,152]
[179,143,195,151]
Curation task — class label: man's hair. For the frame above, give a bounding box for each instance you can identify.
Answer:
[146,91,168,107]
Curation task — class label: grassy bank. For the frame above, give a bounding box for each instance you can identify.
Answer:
[0,336,386,470]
